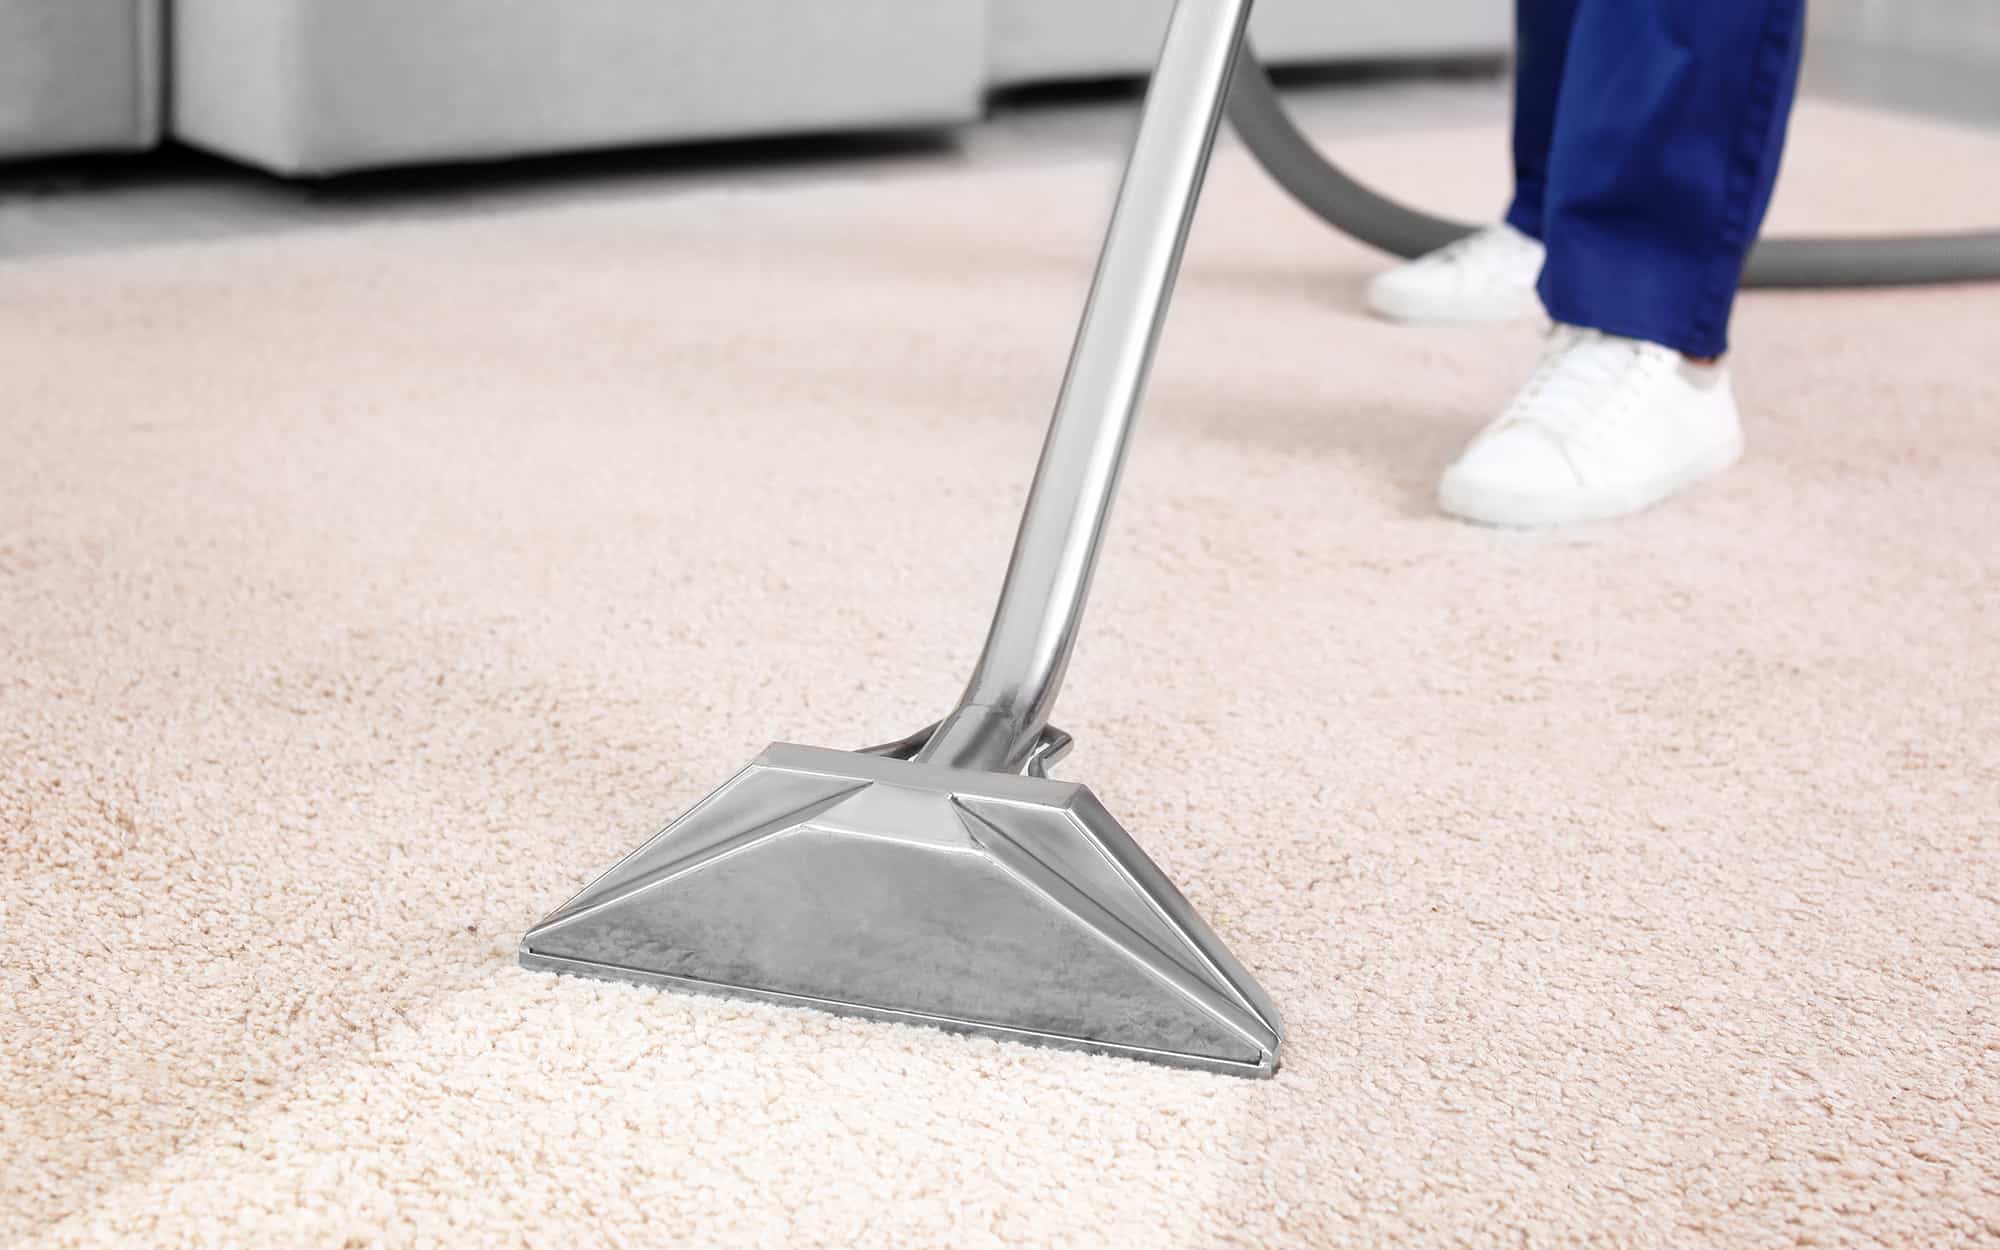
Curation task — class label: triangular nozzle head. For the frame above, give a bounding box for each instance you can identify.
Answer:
[520,743,1281,1076]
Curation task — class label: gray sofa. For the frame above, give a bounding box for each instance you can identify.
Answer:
[0,0,160,161]
[171,0,991,177]
[0,0,1506,173]
[169,0,1506,176]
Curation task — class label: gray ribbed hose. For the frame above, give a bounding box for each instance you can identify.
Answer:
[1227,44,2000,288]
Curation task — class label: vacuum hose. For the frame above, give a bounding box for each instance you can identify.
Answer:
[1226,44,2000,288]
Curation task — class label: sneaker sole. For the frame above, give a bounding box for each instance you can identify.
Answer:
[1437,431,1746,529]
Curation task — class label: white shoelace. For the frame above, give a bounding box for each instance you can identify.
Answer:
[1498,326,1679,445]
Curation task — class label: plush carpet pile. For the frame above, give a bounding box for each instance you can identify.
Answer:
[4,101,1996,1247]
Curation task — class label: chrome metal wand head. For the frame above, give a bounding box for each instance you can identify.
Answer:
[522,0,1281,1076]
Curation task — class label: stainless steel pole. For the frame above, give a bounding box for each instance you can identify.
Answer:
[919,0,1255,774]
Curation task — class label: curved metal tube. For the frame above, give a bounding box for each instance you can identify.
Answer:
[1226,41,2000,288]
[917,0,1254,774]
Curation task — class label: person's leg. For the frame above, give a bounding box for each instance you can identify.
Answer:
[1437,0,1808,527]
[1535,0,1808,357]
[1504,0,1584,243]
[1365,0,1578,325]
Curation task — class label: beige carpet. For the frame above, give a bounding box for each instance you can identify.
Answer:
[5,100,1998,1248]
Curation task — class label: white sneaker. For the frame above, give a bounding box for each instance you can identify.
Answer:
[1437,325,1745,528]
[1365,224,1545,325]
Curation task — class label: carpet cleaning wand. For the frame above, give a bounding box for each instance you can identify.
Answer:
[519,0,1283,1076]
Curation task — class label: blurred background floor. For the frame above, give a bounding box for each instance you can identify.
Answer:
[0,35,1994,263]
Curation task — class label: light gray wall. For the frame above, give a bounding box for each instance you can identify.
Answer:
[1811,0,2000,63]
[988,0,1507,86]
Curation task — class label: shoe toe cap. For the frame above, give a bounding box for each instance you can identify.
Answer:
[1443,424,1583,495]
[1366,266,1537,325]
[1363,268,1432,316]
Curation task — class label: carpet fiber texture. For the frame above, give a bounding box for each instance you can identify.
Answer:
[4,101,1998,1248]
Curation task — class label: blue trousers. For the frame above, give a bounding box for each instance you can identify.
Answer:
[1504,0,1807,357]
